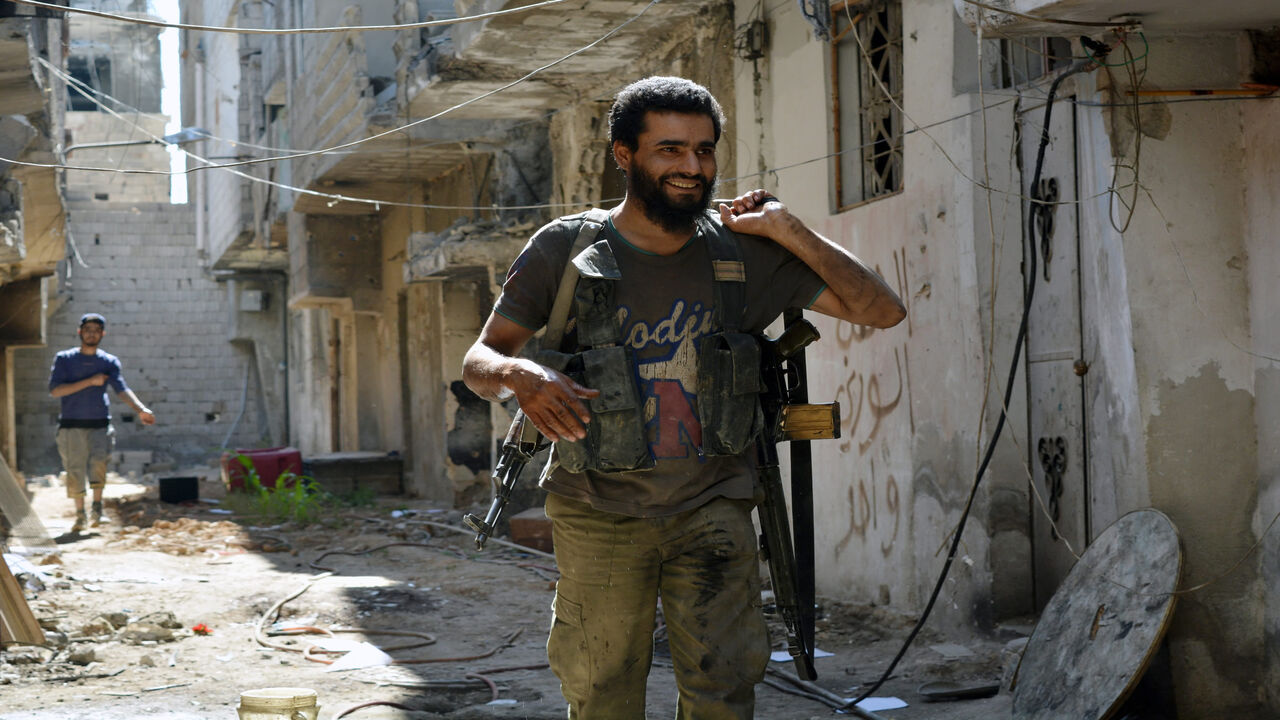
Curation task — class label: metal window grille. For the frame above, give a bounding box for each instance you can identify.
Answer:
[831,1,903,209]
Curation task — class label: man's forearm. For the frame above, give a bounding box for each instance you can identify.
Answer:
[462,342,522,402]
[121,389,150,414]
[782,219,905,328]
[50,378,92,397]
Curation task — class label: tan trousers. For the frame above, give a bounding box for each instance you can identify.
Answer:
[56,426,113,498]
[545,493,770,720]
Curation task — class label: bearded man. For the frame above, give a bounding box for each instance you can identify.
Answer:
[463,76,905,719]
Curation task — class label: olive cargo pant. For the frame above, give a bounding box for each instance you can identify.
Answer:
[545,493,770,719]
[56,426,113,498]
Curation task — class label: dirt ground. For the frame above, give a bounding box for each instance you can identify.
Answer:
[1,470,1016,719]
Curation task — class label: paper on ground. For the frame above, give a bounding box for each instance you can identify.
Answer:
[769,647,834,662]
[845,696,908,711]
[323,641,394,672]
[309,636,363,651]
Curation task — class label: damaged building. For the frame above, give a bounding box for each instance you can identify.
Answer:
[12,0,277,473]
[3,0,1280,717]
[0,1,68,472]
[179,0,735,504]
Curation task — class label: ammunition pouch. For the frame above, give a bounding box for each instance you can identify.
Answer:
[536,210,761,472]
[538,346,652,473]
[697,331,764,455]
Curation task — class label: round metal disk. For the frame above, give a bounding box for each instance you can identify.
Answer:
[1012,509,1181,720]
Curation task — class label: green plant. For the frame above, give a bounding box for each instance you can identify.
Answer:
[333,486,378,508]
[224,454,331,525]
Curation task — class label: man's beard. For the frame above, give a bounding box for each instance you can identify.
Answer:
[628,166,715,234]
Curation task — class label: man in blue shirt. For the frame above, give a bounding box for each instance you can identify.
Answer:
[48,313,155,532]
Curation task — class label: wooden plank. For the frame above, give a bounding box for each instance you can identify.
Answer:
[0,554,44,645]
[0,452,53,550]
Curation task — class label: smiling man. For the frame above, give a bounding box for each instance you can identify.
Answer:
[48,313,155,533]
[463,76,905,718]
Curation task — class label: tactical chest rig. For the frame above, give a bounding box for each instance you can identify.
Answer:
[538,208,764,474]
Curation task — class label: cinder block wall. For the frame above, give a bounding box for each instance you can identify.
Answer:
[13,199,264,473]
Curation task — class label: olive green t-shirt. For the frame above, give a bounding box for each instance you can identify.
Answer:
[494,210,825,517]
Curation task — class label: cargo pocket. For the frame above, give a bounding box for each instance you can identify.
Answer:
[547,591,590,694]
[697,332,763,456]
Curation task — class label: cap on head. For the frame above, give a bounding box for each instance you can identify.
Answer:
[79,313,106,328]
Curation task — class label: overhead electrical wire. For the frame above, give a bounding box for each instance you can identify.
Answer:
[11,53,1029,213]
[21,1,669,212]
[36,0,663,175]
[34,58,555,211]
[7,0,568,35]
[19,55,1151,215]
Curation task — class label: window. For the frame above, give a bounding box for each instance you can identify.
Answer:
[67,56,112,111]
[831,0,903,209]
[994,37,1073,88]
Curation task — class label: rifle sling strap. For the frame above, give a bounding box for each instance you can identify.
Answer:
[543,208,610,351]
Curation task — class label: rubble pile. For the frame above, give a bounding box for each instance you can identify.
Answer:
[112,518,288,556]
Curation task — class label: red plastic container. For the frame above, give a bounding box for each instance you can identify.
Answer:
[221,447,304,492]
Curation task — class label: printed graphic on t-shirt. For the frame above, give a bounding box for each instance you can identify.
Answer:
[618,299,716,461]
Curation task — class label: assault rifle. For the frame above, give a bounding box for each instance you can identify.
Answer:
[463,409,545,550]
[757,318,840,681]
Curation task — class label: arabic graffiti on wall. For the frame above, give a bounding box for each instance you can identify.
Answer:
[825,247,915,558]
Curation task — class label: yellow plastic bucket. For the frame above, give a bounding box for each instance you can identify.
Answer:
[236,687,320,720]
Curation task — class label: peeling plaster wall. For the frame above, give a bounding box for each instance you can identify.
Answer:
[1242,63,1280,716]
[1106,33,1264,716]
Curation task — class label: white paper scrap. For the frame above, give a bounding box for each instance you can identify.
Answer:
[324,641,394,672]
[769,647,834,662]
[843,696,908,711]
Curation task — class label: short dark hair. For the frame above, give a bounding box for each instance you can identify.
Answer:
[608,76,725,151]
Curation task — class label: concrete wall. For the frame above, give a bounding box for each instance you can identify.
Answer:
[1097,32,1264,718]
[744,1,1278,713]
[64,112,171,205]
[1246,82,1280,715]
[225,273,289,448]
[190,0,246,265]
[734,0,1021,632]
[14,199,261,472]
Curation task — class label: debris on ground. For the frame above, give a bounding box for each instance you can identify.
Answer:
[112,517,290,555]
